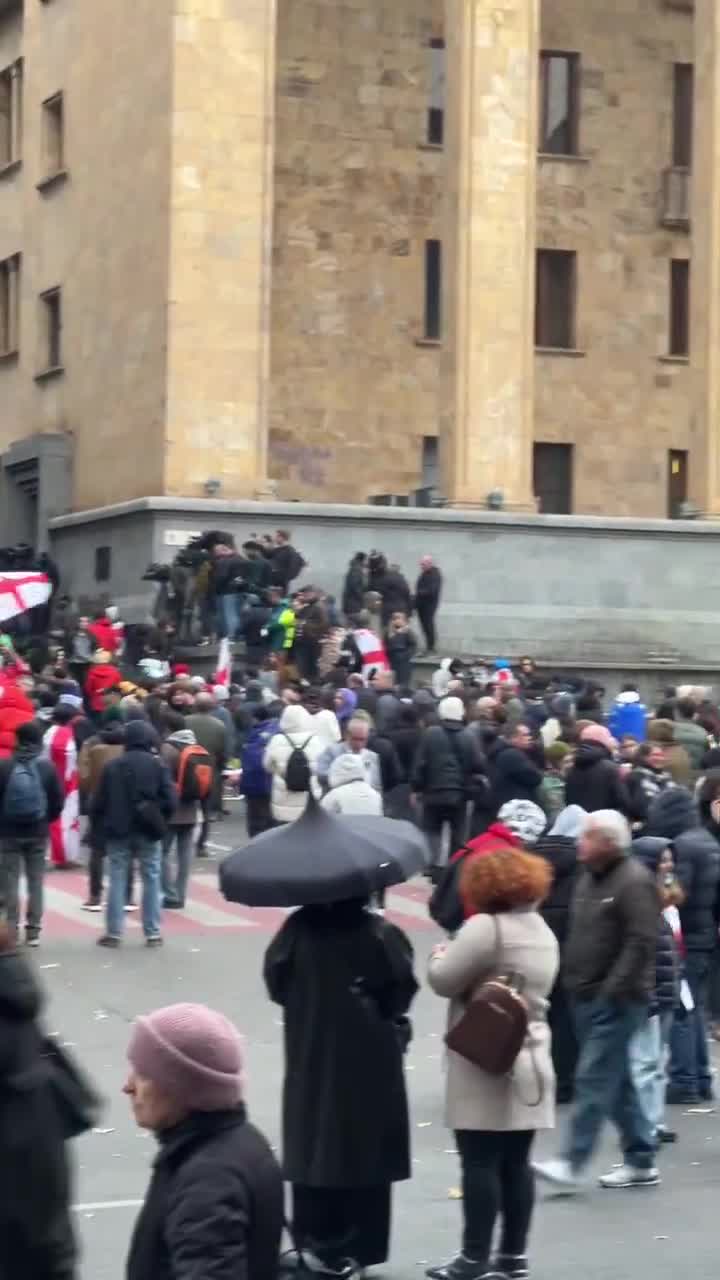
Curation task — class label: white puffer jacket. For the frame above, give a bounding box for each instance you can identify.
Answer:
[263,704,324,824]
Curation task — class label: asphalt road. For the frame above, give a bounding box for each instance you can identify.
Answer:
[31,805,720,1279]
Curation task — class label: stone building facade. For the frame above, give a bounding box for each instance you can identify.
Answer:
[0,0,713,544]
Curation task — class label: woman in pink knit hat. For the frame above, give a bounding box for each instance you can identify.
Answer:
[565,724,632,815]
[124,1002,283,1280]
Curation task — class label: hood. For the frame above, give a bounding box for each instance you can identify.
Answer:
[465,822,522,857]
[334,689,358,722]
[439,696,465,723]
[550,804,588,840]
[0,951,43,1023]
[646,787,697,839]
[167,729,197,749]
[100,724,126,746]
[573,741,610,768]
[313,710,341,747]
[328,753,367,788]
[439,658,453,673]
[279,704,314,735]
[615,690,641,705]
[14,743,42,764]
[124,720,158,752]
[632,836,670,875]
[551,693,574,718]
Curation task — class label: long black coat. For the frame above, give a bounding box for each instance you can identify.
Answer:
[535,834,578,950]
[0,951,76,1280]
[127,1108,283,1280]
[264,902,418,1188]
[565,743,630,815]
[646,789,720,953]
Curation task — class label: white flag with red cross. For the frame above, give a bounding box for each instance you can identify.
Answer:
[0,572,52,623]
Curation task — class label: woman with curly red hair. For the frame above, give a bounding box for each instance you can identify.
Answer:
[426,846,559,1280]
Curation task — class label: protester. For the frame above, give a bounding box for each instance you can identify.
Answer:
[88,610,120,655]
[533,811,660,1191]
[317,714,381,793]
[266,529,306,592]
[85,649,123,718]
[0,673,35,757]
[385,612,418,688]
[608,683,648,743]
[647,719,692,787]
[535,805,585,1104]
[412,697,487,881]
[92,720,176,948]
[263,704,324,824]
[125,1002,283,1280]
[564,725,629,814]
[240,704,280,837]
[186,691,227,857]
[626,741,674,825]
[0,922,77,1277]
[414,555,443,655]
[427,846,558,1280]
[43,704,82,870]
[0,720,63,945]
[321,752,384,817]
[159,724,204,909]
[647,783,720,1102]
[266,586,296,675]
[264,898,418,1270]
[351,613,391,683]
[539,740,570,823]
[672,697,709,773]
[488,723,544,813]
[342,552,368,620]
[78,722,126,910]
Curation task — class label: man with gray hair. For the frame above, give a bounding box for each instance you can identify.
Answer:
[534,809,660,1192]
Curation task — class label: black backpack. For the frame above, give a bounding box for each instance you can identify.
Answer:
[283,735,312,793]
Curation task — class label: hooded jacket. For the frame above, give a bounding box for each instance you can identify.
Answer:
[0,680,35,759]
[161,730,201,826]
[608,690,648,743]
[565,742,630,814]
[488,738,543,812]
[78,725,126,800]
[320,754,384,817]
[93,720,176,840]
[85,660,122,713]
[262,705,324,824]
[0,948,76,1280]
[0,743,64,839]
[632,836,680,1014]
[341,558,367,619]
[646,788,720,952]
[412,721,486,805]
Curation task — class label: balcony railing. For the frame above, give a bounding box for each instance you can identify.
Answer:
[661,167,691,231]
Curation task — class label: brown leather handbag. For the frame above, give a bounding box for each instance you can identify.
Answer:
[444,918,529,1076]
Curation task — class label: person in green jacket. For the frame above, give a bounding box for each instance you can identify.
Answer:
[266,587,296,672]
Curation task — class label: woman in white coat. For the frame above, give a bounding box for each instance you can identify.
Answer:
[426,846,559,1280]
[263,704,324,825]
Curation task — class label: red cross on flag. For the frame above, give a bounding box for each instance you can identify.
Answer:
[0,572,52,623]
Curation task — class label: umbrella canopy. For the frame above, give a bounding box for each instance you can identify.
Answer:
[0,572,51,624]
[219,797,429,907]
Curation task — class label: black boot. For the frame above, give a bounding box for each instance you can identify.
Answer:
[495,1256,529,1279]
[426,1257,508,1280]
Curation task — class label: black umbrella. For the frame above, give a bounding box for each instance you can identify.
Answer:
[219,796,429,907]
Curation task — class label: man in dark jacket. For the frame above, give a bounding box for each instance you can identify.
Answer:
[0,719,64,945]
[414,555,443,654]
[565,724,631,814]
[342,553,367,620]
[0,929,77,1279]
[412,696,487,880]
[93,720,176,949]
[212,544,249,641]
[265,529,306,592]
[187,692,228,855]
[646,784,720,1102]
[125,1001,283,1280]
[489,722,544,813]
[535,806,584,1103]
[376,564,412,630]
[534,810,660,1192]
[632,836,680,1143]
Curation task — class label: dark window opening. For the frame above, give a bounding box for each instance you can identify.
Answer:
[539,52,579,155]
[667,450,688,518]
[427,38,445,145]
[672,63,693,169]
[535,249,576,349]
[669,259,690,356]
[533,443,574,514]
[40,286,62,369]
[94,546,111,583]
[424,239,442,340]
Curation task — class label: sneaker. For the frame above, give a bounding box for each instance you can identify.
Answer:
[82,900,102,912]
[145,936,163,949]
[426,1259,506,1280]
[124,903,137,912]
[657,1126,677,1144]
[598,1164,660,1189]
[97,935,121,949]
[495,1257,528,1279]
[25,936,40,948]
[532,1158,582,1193]
[164,901,184,910]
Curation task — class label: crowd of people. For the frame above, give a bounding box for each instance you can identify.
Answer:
[4,579,720,1279]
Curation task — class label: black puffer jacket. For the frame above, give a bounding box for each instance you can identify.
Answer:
[488,739,543,811]
[0,949,76,1280]
[632,837,680,1014]
[565,743,630,814]
[127,1107,283,1280]
[412,722,486,805]
[535,834,578,950]
[646,788,720,953]
[93,721,176,841]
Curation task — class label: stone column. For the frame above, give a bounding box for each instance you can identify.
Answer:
[690,0,720,514]
[440,0,539,509]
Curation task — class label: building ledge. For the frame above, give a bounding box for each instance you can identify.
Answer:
[538,152,590,165]
[0,349,19,366]
[415,337,442,349]
[36,168,68,194]
[535,346,586,358]
[0,158,21,181]
[34,365,65,384]
[417,141,443,153]
[658,354,689,365]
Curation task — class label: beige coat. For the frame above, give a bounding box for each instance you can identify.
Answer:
[428,910,559,1132]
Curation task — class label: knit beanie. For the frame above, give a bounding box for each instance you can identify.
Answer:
[439,696,465,723]
[497,799,547,847]
[580,724,615,754]
[546,740,570,765]
[128,1003,245,1111]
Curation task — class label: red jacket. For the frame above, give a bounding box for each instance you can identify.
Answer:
[453,821,524,919]
[85,663,122,713]
[88,618,118,653]
[0,680,35,758]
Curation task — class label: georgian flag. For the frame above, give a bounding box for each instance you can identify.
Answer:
[215,636,232,687]
[0,572,52,623]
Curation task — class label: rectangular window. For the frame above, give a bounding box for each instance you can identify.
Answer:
[672,63,693,168]
[424,239,442,340]
[0,59,22,168]
[40,286,63,369]
[667,449,688,518]
[539,52,579,155]
[0,254,20,356]
[669,259,690,356]
[42,91,64,176]
[535,249,576,349]
[94,546,112,583]
[533,443,574,515]
[427,38,445,146]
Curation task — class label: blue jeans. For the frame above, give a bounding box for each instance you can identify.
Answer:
[669,951,712,1096]
[563,997,656,1172]
[106,837,162,939]
[161,826,194,907]
[629,1011,673,1137]
[217,594,242,640]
